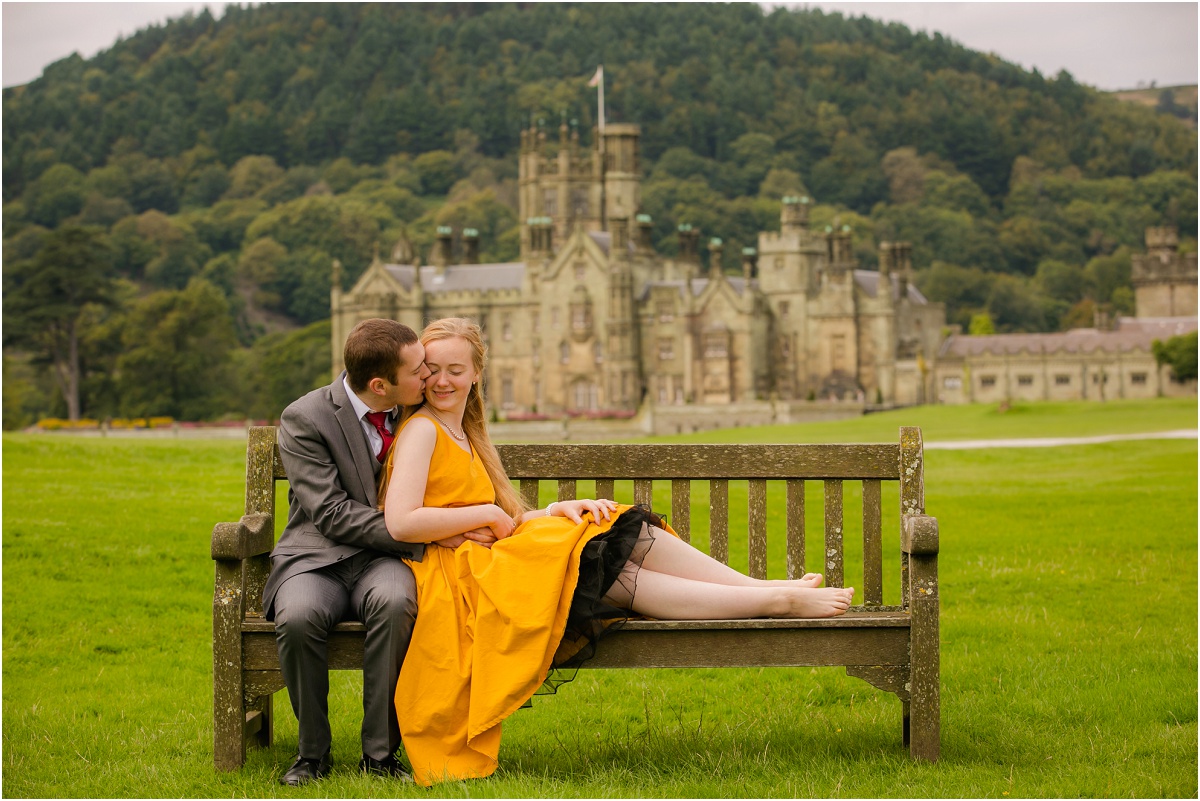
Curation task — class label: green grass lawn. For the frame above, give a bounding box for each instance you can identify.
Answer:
[640,397,1198,444]
[2,398,1196,797]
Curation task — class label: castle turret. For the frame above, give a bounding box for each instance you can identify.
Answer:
[1132,226,1198,317]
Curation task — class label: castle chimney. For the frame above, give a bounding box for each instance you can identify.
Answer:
[878,241,894,277]
[636,213,654,252]
[432,226,453,270]
[742,247,758,280]
[826,225,853,265]
[462,228,480,264]
[897,242,913,301]
[781,195,811,234]
[708,238,724,279]
[677,224,700,263]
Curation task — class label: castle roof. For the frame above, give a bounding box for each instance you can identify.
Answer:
[938,316,1198,359]
[382,262,525,293]
[853,270,929,303]
[638,275,754,300]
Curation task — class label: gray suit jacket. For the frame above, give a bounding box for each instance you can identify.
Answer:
[261,373,424,619]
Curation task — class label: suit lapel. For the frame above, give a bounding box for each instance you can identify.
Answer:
[331,374,379,504]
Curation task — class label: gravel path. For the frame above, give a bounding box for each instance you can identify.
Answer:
[924,429,1197,450]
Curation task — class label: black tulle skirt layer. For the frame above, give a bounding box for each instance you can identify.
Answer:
[534,505,662,695]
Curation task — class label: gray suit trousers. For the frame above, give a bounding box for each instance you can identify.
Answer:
[272,551,417,760]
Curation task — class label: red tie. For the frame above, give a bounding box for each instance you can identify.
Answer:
[364,411,394,464]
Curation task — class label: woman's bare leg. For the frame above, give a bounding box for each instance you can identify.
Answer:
[603,568,854,620]
[639,526,823,588]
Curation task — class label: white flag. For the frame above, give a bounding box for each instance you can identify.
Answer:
[588,65,603,87]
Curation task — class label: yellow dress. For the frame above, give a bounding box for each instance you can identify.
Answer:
[389,419,640,786]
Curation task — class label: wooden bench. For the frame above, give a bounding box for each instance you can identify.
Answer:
[212,426,939,771]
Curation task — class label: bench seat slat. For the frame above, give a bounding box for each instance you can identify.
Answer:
[240,610,910,636]
[581,626,912,669]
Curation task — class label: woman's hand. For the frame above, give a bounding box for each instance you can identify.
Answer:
[483,504,517,540]
[549,498,618,524]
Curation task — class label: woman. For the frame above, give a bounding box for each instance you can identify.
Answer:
[380,318,853,786]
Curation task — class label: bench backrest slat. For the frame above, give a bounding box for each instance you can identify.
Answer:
[670,479,691,544]
[748,478,768,579]
[633,478,653,508]
[823,479,845,587]
[786,479,806,579]
[863,479,884,605]
[709,479,730,565]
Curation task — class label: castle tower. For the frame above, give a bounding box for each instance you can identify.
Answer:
[517,121,643,260]
[1132,226,1199,317]
[600,123,642,229]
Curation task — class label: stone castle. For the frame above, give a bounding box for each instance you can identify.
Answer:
[331,122,945,416]
[932,227,1197,404]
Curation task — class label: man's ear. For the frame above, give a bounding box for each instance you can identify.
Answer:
[366,376,388,396]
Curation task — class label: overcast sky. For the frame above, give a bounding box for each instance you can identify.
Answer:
[2,2,1197,91]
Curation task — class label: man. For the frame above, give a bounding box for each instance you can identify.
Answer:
[261,318,455,785]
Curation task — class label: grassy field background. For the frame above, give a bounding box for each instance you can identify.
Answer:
[2,398,1196,797]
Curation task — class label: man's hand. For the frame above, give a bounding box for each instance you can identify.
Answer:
[433,527,500,550]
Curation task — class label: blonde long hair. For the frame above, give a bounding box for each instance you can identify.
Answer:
[417,317,530,520]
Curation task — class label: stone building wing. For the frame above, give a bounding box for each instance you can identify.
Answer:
[939,317,1198,359]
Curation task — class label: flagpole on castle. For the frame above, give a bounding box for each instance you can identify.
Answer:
[589,65,606,230]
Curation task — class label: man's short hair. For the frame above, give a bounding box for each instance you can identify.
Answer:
[344,319,419,392]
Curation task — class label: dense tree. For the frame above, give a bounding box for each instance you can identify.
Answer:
[239,319,333,419]
[1152,331,1198,383]
[113,278,239,419]
[2,226,116,419]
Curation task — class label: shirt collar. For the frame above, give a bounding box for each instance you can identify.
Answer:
[343,376,395,421]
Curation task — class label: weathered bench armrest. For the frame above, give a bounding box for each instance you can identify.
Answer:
[211,513,274,561]
[901,514,939,556]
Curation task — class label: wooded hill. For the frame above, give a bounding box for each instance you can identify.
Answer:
[3,2,1197,425]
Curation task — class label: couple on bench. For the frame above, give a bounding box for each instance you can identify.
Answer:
[265,316,854,787]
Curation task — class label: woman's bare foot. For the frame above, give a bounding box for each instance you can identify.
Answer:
[790,572,823,588]
[772,586,855,618]
[754,572,824,589]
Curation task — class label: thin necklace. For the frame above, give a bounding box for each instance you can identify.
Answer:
[425,407,466,441]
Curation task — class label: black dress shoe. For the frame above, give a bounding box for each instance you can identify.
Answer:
[360,753,413,780]
[279,751,332,786]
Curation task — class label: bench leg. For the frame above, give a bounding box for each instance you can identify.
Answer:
[250,693,273,750]
[901,699,910,748]
[908,567,940,761]
[214,562,247,771]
